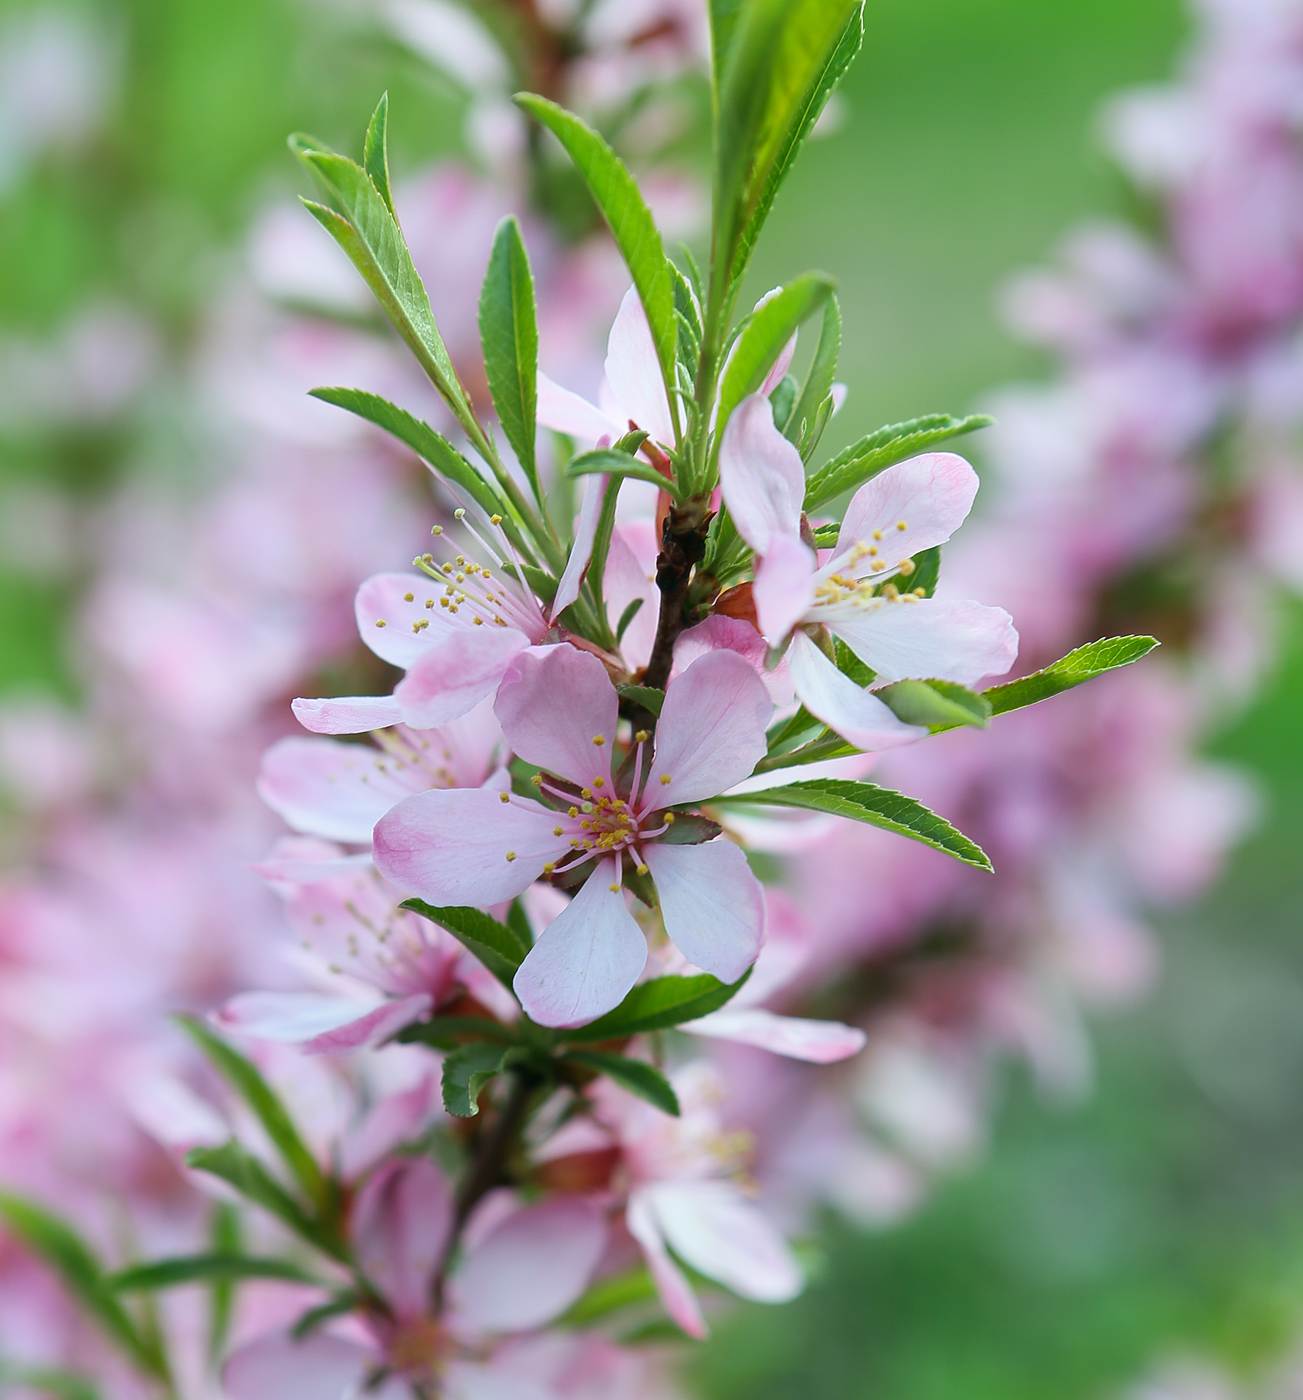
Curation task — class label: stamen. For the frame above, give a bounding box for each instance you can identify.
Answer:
[505,851,516,862]
[499,792,510,804]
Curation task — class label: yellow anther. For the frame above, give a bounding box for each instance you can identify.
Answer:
[441,563,453,575]
[499,792,510,804]
[634,729,650,743]
[871,560,886,572]
[898,558,916,576]
[568,806,579,818]
[473,617,484,625]
[505,851,516,862]
[881,584,899,601]
[660,774,672,785]
[664,812,675,824]
[432,525,444,536]
[913,587,927,598]
[454,508,466,519]
[581,820,592,830]
[571,838,582,848]
[490,514,502,525]
[636,863,649,876]
[404,592,414,602]
[553,825,563,836]
[543,862,555,875]
[531,774,543,787]
[609,882,620,892]
[872,528,883,541]
[592,735,605,747]
[582,788,593,800]
[896,520,907,531]
[593,778,605,789]
[448,606,458,614]
[425,599,434,609]
[375,619,387,628]
[867,545,878,557]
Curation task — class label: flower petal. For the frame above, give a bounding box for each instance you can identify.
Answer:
[835,452,979,564]
[536,370,621,442]
[684,1007,866,1063]
[494,645,618,789]
[646,651,771,805]
[753,532,816,644]
[604,285,675,445]
[718,393,805,554]
[645,1180,802,1303]
[356,572,442,667]
[258,736,424,843]
[643,840,764,983]
[551,474,607,619]
[787,630,926,751]
[215,990,381,1043]
[830,597,1019,686]
[395,626,532,728]
[224,1334,374,1400]
[453,1197,606,1333]
[291,694,403,735]
[513,862,648,1027]
[626,1190,708,1339]
[303,993,433,1054]
[353,1157,453,1319]
[373,788,560,905]
[674,615,794,706]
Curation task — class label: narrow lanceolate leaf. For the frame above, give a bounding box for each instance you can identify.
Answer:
[106,1254,322,1293]
[564,1051,681,1115]
[289,138,483,451]
[185,1143,336,1257]
[876,679,991,731]
[401,900,530,992]
[805,412,994,510]
[0,1193,161,1376]
[442,1043,511,1118]
[558,972,751,1043]
[514,95,678,437]
[712,778,993,871]
[783,294,841,449]
[985,636,1161,717]
[714,0,863,294]
[566,447,681,500]
[177,1016,324,1205]
[615,683,665,716]
[363,92,394,217]
[480,217,541,503]
[713,272,835,456]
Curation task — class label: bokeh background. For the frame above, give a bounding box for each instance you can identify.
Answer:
[2,0,1301,1395]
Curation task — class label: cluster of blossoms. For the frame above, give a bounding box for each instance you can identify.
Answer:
[0,0,1297,1395]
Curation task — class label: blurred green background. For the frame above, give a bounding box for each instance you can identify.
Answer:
[5,0,1303,1395]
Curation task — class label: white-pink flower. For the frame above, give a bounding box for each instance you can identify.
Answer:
[718,393,1019,750]
[373,644,772,1027]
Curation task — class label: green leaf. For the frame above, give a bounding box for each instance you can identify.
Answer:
[713,272,835,458]
[397,1015,519,1050]
[909,544,942,598]
[0,1193,161,1376]
[401,901,529,991]
[0,1361,101,1400]
[566,447,680,500]
[559,972,750,1043]
[984,636,1161,717]
[291,1292,363,1340]
[564,1051,681,1115]
[363,92,394,217]
[479,216,541,504]
[616,597,645,643]
[309,387,514,529]
[106,1254,322,1293]
[784,294,841,448]
[558,1264,658,1327]
[177,1016,325,1205]
[184,1143,333,1256]
[616,683,665,716]
[514,95,678,438]
[712,777,993,871]
[207,1202,239,1364]
[442,1042,512,1118]
[714,0,863,294]
[290,139,485,454]
[805,412,993,511]
[876,679,991,731]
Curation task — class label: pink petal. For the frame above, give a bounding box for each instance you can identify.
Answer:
[787,630,926,751]
[253,849,373,884]
[258,736,425,843]
[513,862,648,1027]
[626,1190,708,1339]
[536,370,622,442]
[835,452,979,563]
[759,331,798,396]
[303,993,432,1054]
[494,645,618,789]
[643,840,764,983]
[718,393,805,554]
[604,285,675,446]
[674,615,794,706]
[395,626,532,728]
[645,1180,802,1303]
[550,474,607,619]
[453,1197,606,1333]
[753,532,816,644]
[646,651,771,805]
[830,597,1019,686]
[356,572,442,667]
[605,522,659,669]
[215,990,380,1043]
[224,1334,372,1400]
[373,788,561,906]
[291,694,402,735]
[684,1007,866,1063]
[353,1157,453,1319]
